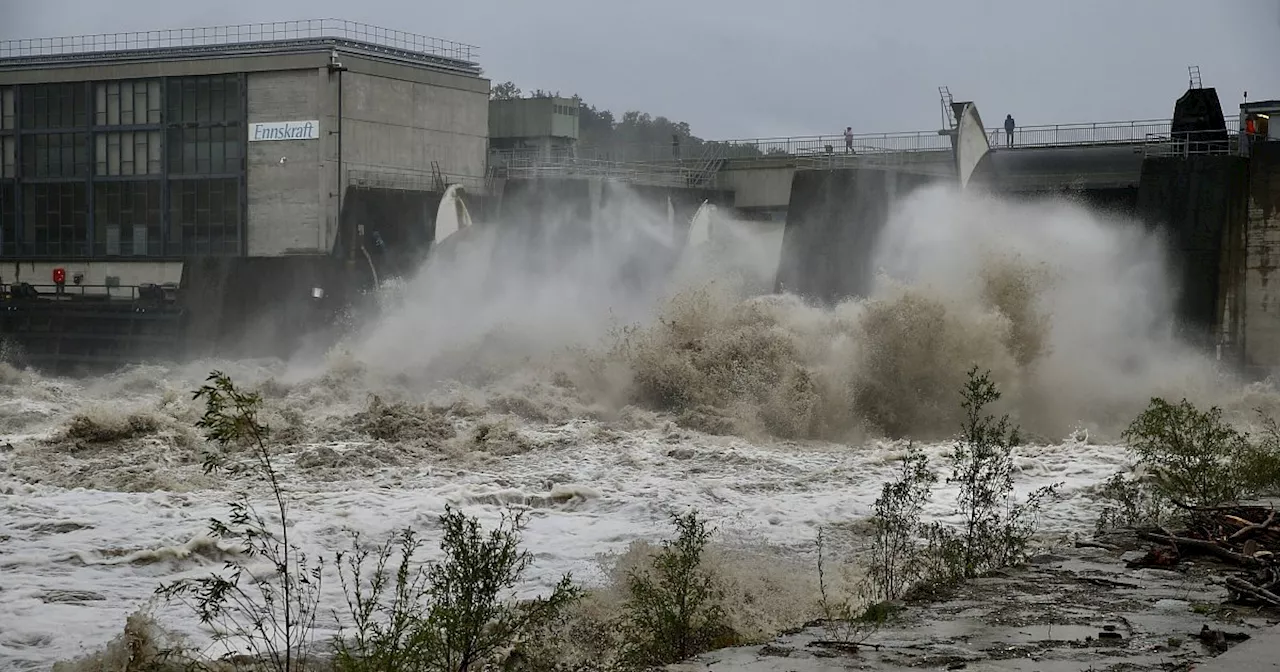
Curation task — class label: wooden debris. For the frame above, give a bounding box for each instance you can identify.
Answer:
[1127,505,1280,611]
[1139,532,1259,567]
[1226,576,1280,608]
[1228,509,1278,542]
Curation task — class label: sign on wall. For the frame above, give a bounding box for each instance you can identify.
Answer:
[249,120,321,142]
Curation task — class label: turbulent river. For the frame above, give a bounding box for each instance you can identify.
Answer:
[1,186,1274,670]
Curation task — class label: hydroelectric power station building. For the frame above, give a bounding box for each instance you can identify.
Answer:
[0,20,490,370]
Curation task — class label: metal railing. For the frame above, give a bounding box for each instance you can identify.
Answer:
[507,118,1244,170]
[487,118,1251,185]
[0,19,479,65]
[2,282,175,303]
[490,155,704,188]
[993,119,1172,149]
[347,166,488,194]
[1142,129,1242,158]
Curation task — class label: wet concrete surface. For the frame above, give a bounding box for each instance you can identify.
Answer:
[673,546,1279,671]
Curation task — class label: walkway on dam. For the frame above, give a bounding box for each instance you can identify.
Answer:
[488,116,1243,188]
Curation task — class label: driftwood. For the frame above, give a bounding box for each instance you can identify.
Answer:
[1227,509,1278,542]
[1226,577,1280,608]
[1131,506,1280,612]
[1140,532,1260,567]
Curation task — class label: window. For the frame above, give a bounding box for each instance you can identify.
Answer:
[0,184,14,256]
[95,131,162,176]
[21,133,90,178]
[95,80,162,126]
[94,182,162,256]
[168,178,240,255]
[168,126,242,175]
[167,75,241,125]
[1,87,13,130]
[1,136,13,179]
[19,83,88,129]
[23,182,89,256]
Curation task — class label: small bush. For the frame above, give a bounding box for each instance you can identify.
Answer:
[1096,400,1280,531]
[859,368,1059,601]
[867,442,935,602]
[621,511,736,666]
[927,368,1059,580]
[334,507,581,672]
[1094,471,1170,532]
[156,371,323,672]
[1122,398,1280,508]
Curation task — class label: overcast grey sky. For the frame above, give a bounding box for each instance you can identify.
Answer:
[4,0,1279,139]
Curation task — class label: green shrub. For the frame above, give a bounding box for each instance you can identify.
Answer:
[862,368,1059,601]
[934,367,1059,580]
[334,507,581,672]
[867,442,935,601]
[1121,398,1280,508]
[156,371,323,672]
[621,511,736,666]
[1095,399,1280,531]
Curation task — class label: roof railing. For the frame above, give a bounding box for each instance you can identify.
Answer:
[0,18,478,65]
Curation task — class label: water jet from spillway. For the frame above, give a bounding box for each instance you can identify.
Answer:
[434,184,474,243]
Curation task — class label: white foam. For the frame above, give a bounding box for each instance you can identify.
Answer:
[0,404,1125,669]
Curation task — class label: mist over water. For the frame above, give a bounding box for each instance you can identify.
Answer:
[340,181,1234,441]
[860,185,1228,437]
[5,181,1275,670]
[350,186,691,383]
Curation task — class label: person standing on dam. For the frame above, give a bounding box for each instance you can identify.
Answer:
[1004,114,1016,148]
[844,127,854,153]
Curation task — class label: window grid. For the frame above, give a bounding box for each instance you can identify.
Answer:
[22,182,89,257]
[168,178,240,256]
[5,75,247,260]
[96,131,162,176]
[21,133,90,178]
[0,184,14,256]
[19,83,89,130]
[94,181,163,257]
[1,87,14,130]
[167,75,241,125]
[95,80,162,127]
[1,136,14,179]
[168,126,242,175]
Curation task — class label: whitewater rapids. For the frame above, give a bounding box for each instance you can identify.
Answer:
[0,359,1120,670]
[1,184,1274,669]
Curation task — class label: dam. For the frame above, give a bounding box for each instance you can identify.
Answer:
[1,19,1278,377]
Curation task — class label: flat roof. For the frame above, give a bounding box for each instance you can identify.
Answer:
[0,18,481,76]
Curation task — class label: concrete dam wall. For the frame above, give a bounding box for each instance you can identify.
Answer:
[774,168,942,303]
[1135,155,1249,350]
[1244,143,1280,373]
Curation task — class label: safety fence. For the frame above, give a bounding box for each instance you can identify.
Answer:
[489,155,702,188]
[499,117,1256,168]
[488,118,1252,184]
[0,19,479,66]
[1142,129,1244,158]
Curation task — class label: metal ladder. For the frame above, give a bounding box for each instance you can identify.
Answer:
[1188,65,1202,89]
[430,161,446,192]
[685,143,725,188]
[939,86,957,130]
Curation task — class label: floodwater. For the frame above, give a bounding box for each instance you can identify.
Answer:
[1,185,1274,670]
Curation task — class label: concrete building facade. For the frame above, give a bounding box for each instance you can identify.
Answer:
[489,96,580,158]
[0,19,489,289]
